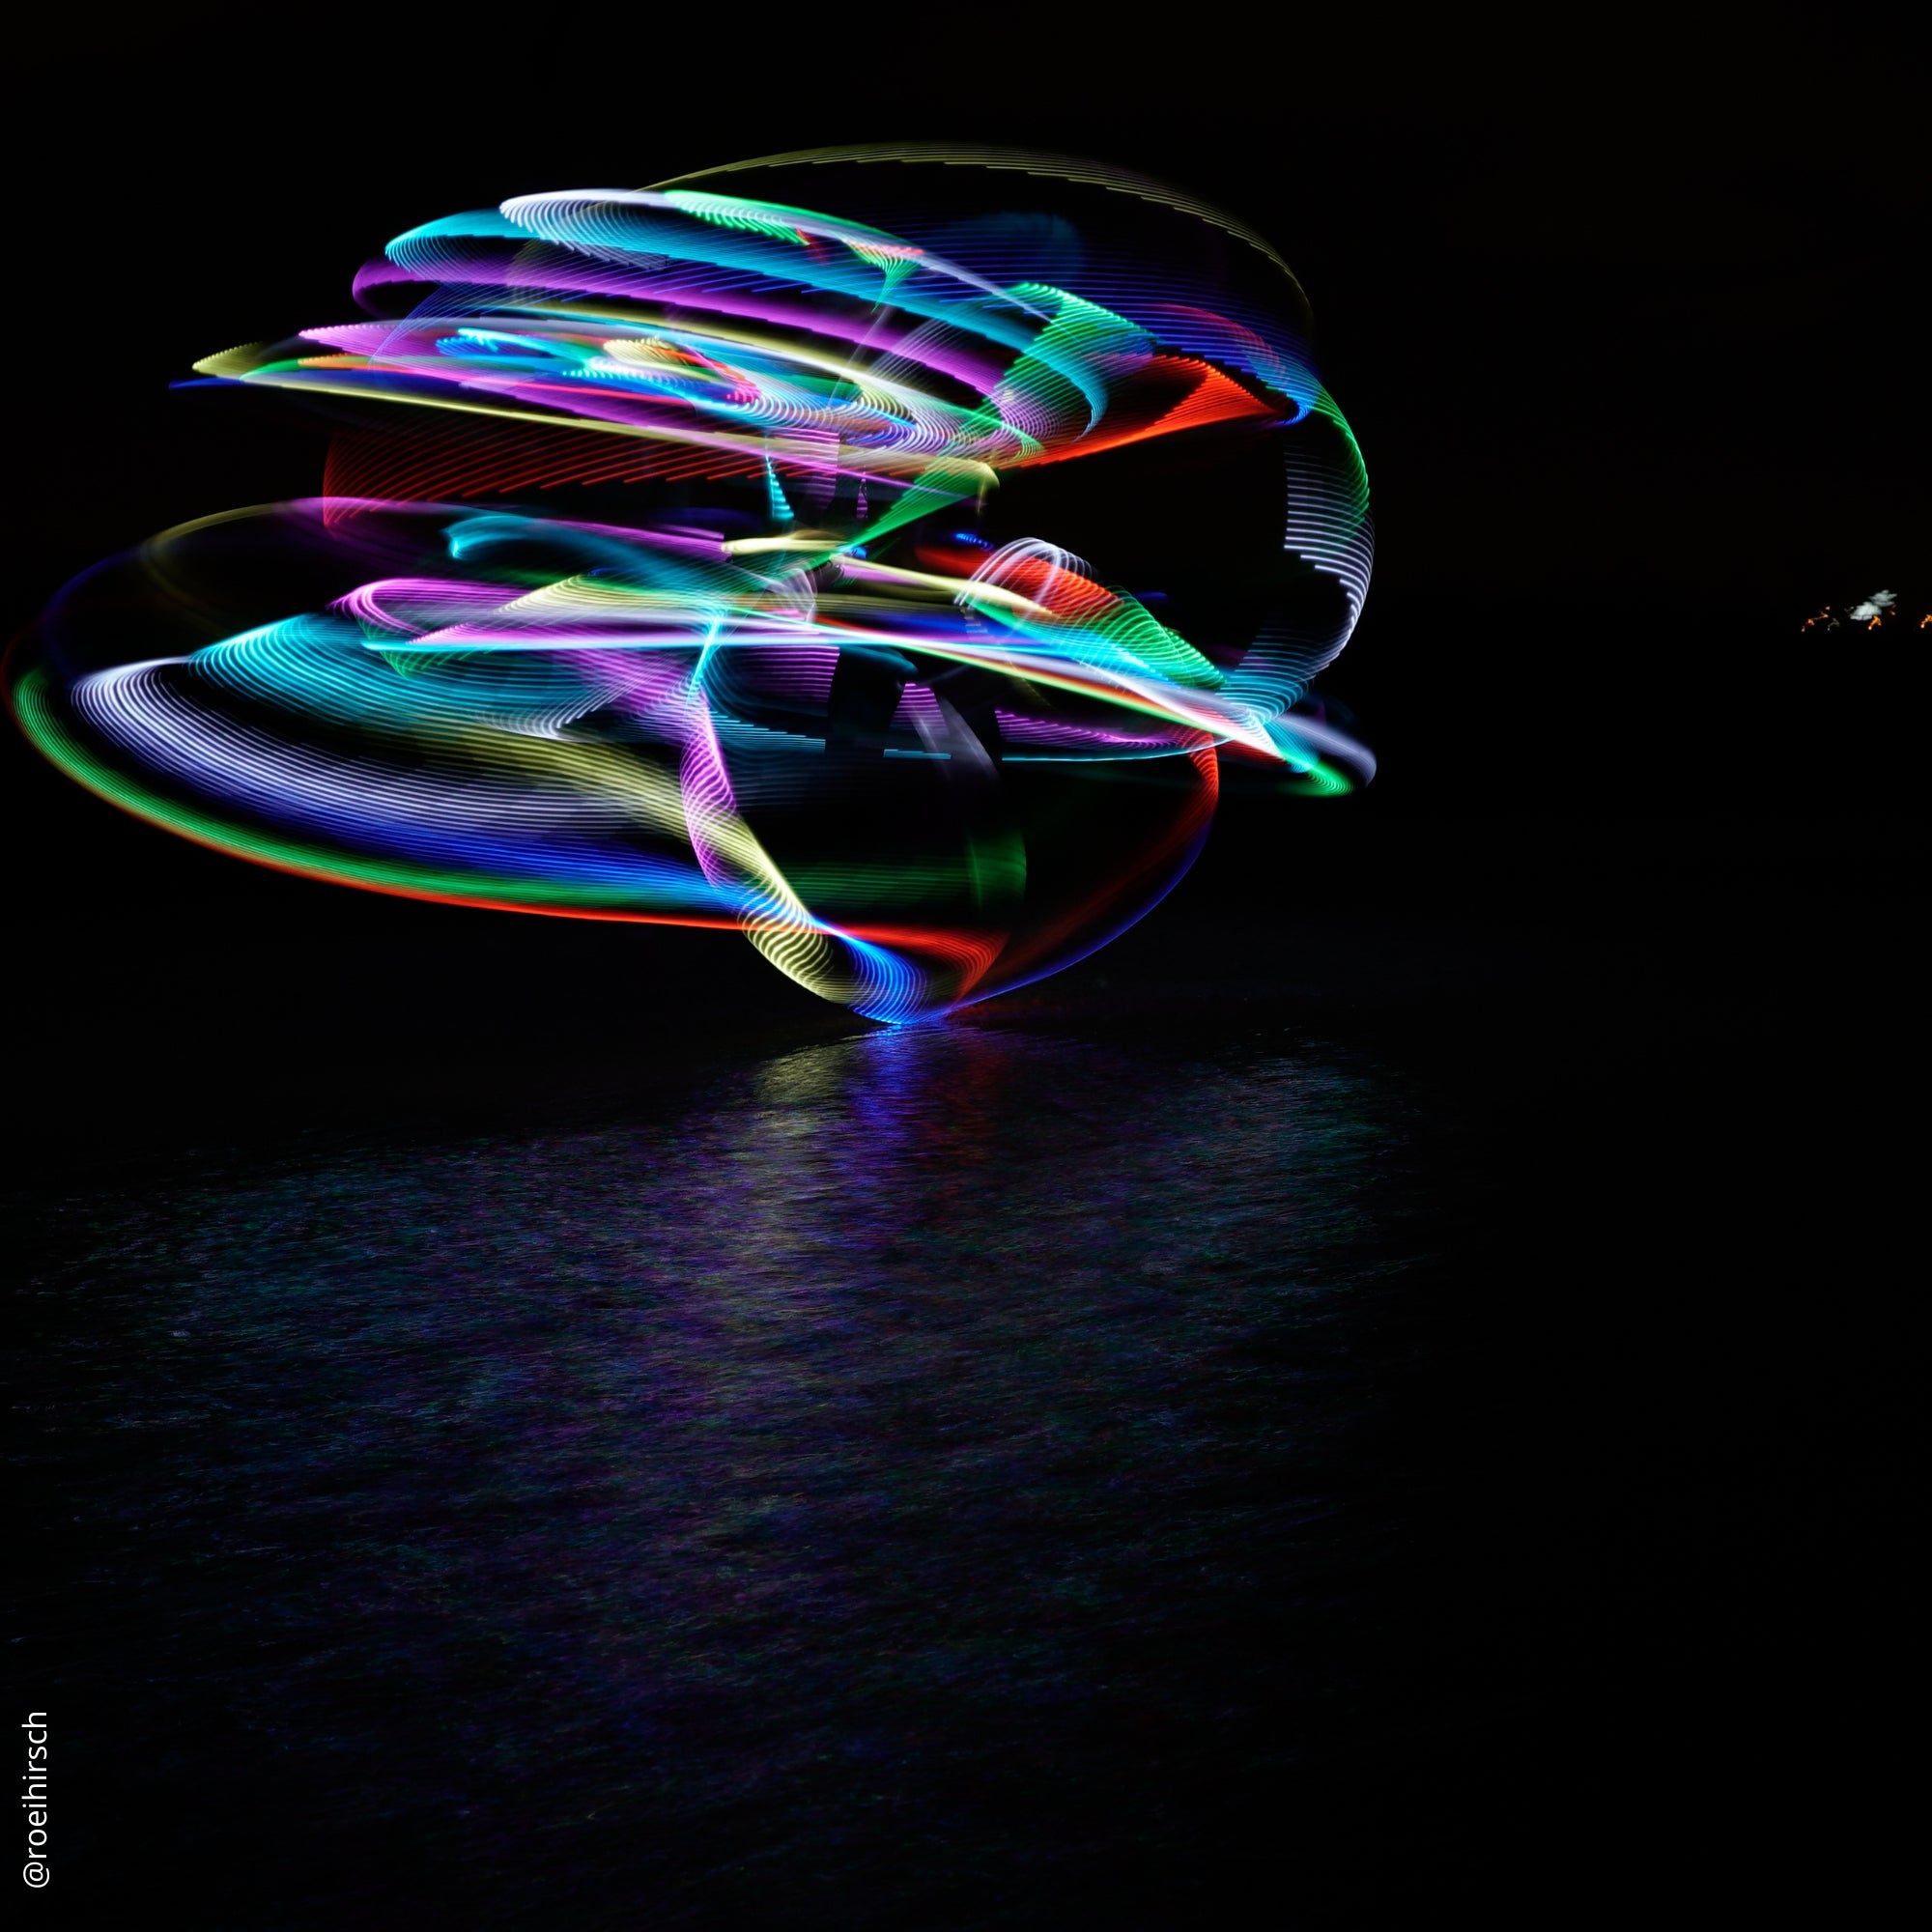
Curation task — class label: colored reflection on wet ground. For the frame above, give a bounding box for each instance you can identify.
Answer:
[23,1019,1442,1925]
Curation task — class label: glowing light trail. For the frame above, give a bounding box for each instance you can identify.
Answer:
[9,149,1374,1018]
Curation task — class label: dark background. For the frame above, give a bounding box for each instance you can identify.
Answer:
[5,10,1921,1920]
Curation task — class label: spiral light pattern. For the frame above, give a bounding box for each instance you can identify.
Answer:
[10,147,1374,1019]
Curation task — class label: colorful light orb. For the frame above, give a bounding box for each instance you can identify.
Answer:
[9,146,1374,1020]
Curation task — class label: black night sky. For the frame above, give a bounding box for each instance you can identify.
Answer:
[4,14,1920,1924]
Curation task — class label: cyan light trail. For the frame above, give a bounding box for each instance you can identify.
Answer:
[9,151,1374,1018]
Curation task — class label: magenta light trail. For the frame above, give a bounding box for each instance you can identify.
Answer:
[8,145,1374,1020]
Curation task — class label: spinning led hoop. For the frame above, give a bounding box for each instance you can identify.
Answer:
[9,146,1374,1020]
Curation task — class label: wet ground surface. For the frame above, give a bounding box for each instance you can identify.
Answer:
[7,811,1917,1923]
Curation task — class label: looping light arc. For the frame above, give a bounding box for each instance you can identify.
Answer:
[9,149,1374,1021]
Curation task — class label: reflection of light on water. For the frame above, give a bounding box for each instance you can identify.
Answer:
[30,1023,1413,1919]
